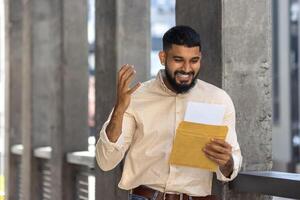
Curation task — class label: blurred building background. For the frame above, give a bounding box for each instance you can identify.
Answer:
[0,0,6,198]
[272,0,300,173]
[0,0,299,200]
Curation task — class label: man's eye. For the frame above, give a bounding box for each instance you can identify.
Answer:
[174,59,183,62]
[191,59,199,63]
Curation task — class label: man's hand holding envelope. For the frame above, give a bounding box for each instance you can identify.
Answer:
[169,102,234,178]
[203,138,234,178]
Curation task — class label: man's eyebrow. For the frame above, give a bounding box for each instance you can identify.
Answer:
[172,55,201,60]
[172,56,183,59]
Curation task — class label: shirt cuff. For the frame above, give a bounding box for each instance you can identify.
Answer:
[99,121,124,152]
[216,153,241,182]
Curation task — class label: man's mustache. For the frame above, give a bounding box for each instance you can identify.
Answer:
[175,71,195,76]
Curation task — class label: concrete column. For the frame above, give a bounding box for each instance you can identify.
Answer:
[95,0,150,199]
[177,0,272,199]
[116,0,151,83]
[50,0,89,200]
[4,0,23,199]
[95,1,123,199]
[20,0,88,199]
[178,0,223,88]
[21,0,56,199]
[94,1,122,199]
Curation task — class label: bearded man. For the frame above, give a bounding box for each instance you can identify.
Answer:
[96,25,242,200]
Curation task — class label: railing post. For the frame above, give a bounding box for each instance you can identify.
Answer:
[4,0,24,199]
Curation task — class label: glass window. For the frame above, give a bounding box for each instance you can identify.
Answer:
[150,0,176,77]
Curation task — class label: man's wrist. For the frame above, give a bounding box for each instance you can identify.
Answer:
[105,105,125,143]
[106,123,120,143]
[220,156,234,178]
[114,104,127,115]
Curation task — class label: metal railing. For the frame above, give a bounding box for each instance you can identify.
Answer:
[34,147,52,200]
[9,144,300,200]
[230,171,300,199]
[67,150,95,200]
[10,144,23,200]
[10,145,96,200]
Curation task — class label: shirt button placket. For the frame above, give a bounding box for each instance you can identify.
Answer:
[165,95,180,193]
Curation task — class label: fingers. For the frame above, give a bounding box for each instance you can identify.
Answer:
[119,64,135,83]
[211,139,232,150]
[205,153,227,166]
[118,64,140,94]
[204,147,229,161]
[203,139,232,166]
[118,64,132,78]
[128,82,141,94]
[204,148,230,166]
[118,64,133,89]
[205,141,231,154]
[123,69,136,89]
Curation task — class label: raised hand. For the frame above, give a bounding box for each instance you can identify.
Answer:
[115,64,141,113]
[105,64,141,143]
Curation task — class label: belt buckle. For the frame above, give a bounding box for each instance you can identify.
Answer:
[163,192,166,200]
[179,193,183,200]
[163,192,184,200]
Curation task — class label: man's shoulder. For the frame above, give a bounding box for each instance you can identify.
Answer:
[195,79,232,101]
[196,79,225,93]
[131,78,157,97]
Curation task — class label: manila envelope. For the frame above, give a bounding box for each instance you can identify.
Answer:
[169,121,228,171]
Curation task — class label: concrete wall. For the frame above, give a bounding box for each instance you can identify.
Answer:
[177,0,272,199]
[222,0,272,171]
[116,0,150,83]
[4,0,89,199]
[95,0,150,199]
[4,1,23,199]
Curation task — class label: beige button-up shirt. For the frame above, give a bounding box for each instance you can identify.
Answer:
[96,70,242,196]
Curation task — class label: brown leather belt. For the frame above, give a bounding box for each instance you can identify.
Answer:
[132,185,217,200]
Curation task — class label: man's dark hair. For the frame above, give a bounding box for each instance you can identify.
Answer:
[162,25,201,51]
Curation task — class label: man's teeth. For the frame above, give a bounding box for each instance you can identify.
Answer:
[177,73,189,78]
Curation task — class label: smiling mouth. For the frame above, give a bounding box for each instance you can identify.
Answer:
[175,72,193,83]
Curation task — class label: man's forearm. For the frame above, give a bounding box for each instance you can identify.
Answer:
[105,107,125,143]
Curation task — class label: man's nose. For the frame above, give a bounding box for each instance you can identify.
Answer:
[182,61,192,72]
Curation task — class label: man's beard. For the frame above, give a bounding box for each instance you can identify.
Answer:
[165,64,199,94]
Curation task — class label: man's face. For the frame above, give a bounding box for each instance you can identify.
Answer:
[159,44,201,93]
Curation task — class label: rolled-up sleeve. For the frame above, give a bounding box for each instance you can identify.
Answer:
[96,107,136,171]
[216,93,242,181]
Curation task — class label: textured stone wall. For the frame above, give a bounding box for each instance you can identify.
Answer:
[222,0,272,171]
[177,0,272,199]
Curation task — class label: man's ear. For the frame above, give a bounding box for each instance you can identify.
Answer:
[158,51,166,65]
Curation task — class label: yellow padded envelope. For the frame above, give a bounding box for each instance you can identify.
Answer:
[169,121,228,172]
